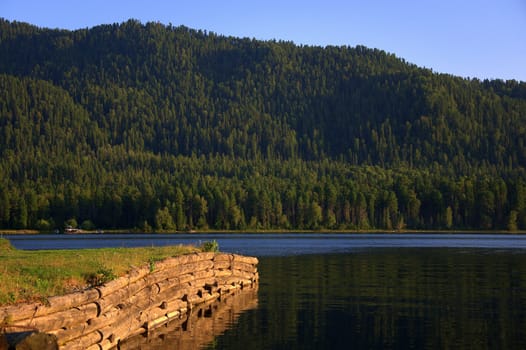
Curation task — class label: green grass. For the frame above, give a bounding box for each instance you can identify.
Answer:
[0,238,200,306]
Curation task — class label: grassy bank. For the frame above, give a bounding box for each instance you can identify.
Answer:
[0,238,201,306]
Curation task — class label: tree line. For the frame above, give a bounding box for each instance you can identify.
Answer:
[0,19,525,231]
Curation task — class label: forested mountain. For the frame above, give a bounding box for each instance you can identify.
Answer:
[1,18,526,231]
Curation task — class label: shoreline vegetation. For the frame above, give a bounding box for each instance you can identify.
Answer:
[0,238,205,306]
[2,229,526,235]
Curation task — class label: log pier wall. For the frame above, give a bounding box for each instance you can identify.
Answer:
[0,252,258,350]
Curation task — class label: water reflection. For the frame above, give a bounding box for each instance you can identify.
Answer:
[206,249,526,350]
[119,285,258,350]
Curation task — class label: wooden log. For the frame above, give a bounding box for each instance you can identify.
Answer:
[154,253,211,272]
[240,279,255,287]
[146,315,169,330]
[156,281,189,299]
[50,322,93,345]
[147,263,202,284]
[155,276,192,295]
[163,294,190,309]
[130,284,162,309]
[204,281,219,293]
[215,269,233,278]
[45,288,101,315]
[109,319,141,344]
[138,305,168,324]
[185,293,204,308]
[96,266,149,298]
[150,256,181,271]
[215,276,234,286]
[217,284,234,294]
[60,330,102,350]
[25,302,99,332]
[232,261,258,273]
[145,268,181,286]
[55,302,143,347]
[165,309,181,319]
[89,300,151,334]
[85,306,121,330]
[97,325,115,343]
[97,283,159,317]
[213,253,233,262]
[192,269,215,280]
[84,300,148,340]
[232,254,258,265]
[98,313,143,346]
[203,292,220,303]
[98,338,114,350]
[188,252,214,263]
[85,344,102,350]
[189,278,217,291]
[214,260,232,269]
[0,288,100,323]
[222,276,244,286]
[231,269,257,281]
[0,303,40,324]
[166,307,184,320]
[155,284,193,305]
[123,265,151,282]
[123,327,146,341]
[95,278,150,316]
[155,276,181,293]
[177,273,195,284]
[98,275,151,311]
[197,252,216,261]
[176,260,214,276]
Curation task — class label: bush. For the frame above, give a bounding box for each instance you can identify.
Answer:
[80,220,96,231]
[83,266,116,287]
[201,240,219,252]
[65,218,78,229]
[35,219,53,231]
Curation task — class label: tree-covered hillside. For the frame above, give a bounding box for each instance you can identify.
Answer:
[1,18,525,231]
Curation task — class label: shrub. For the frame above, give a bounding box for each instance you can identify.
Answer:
[201,240,219,252]
[65,218,78,229]
[35,219,53,231]
[84,266,116,287]
[80,220,96,231]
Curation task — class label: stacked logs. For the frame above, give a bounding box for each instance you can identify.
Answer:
[0,253,258,350]
[119,286,258,349]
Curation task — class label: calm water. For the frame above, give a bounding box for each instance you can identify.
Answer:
[5,234,526,349]
[209,249,526,350]
[6,233,526,254]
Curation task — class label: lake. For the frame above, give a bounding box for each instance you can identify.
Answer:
[5,233,526,349]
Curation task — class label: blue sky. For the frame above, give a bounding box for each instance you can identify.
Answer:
[2,0,526,81]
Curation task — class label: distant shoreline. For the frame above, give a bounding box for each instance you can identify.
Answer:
[2,229,525,235]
